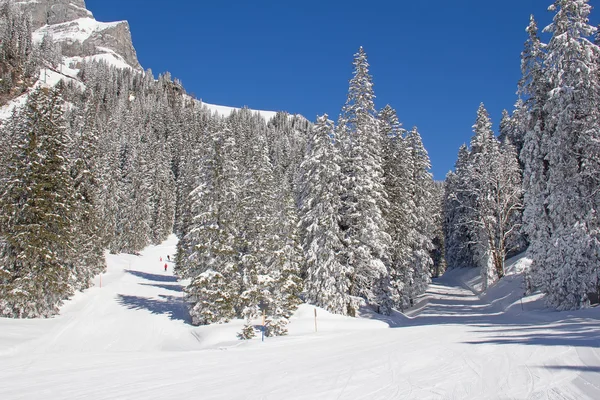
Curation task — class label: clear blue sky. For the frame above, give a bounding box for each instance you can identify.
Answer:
[86,0,598,180]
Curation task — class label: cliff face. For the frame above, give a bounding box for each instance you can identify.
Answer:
[16,0,91,29]
[16,0,141,70]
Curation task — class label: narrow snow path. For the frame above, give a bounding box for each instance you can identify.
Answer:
[0,238,599,399]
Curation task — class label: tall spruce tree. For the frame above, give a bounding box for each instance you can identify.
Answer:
[519,15,554,295]
[300,115,351,315]
[339,47,391,315]
[404,127,435,302]
[0,87,78,317]
[528,0,600,308]
[378,105,413,309]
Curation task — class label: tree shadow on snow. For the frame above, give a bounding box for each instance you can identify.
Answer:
[362,278,600,349]
[117,294,191,324]
[139,283,184,293]
[462,318,600,348]
[542,366,600,373]
[125,269,178,283]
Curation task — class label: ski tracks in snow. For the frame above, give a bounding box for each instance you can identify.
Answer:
[1,240,600,399]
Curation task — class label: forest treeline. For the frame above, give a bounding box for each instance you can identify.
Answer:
[0,0,598,333]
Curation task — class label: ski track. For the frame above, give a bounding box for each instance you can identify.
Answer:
[0,237,599,399]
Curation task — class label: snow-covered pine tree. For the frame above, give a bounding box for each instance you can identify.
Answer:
[0,87,78,317]
[339,47,391,315]
[519,15,553,294]
[111,102,153,254]
[265,188,304,336]
[532,0,600,309]
[66,93,106,290]
[149,139,176,245]
[96,113,121,252]
[498,100,527,161]
[444,145,477,270]
[462,104,524,289]
[378,105,414,309]
[300,115,351,315]
[404,127,435,301]
[38,33,62,69]
[234,109,280,337]
[184,119,240,325]
[429,180,447,278]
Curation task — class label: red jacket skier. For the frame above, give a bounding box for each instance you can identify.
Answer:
[164,263,168,272]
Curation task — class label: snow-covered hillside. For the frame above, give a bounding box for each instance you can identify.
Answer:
[0,238,598,399]
[200,100,280,121]
[2,0,285,123]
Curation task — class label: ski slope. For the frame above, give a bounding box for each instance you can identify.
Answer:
[0,238,599,399]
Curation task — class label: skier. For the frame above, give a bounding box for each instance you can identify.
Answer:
[167,255,170,262]
[160,256,162,262]
[164,263,168,272]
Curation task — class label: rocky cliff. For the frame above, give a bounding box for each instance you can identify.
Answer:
[15,0,141,70]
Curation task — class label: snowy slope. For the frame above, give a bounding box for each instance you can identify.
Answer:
[0,67,84,120]
[0,238,599,399]
[200,100,280,121]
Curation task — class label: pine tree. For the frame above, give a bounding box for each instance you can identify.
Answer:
[150,139,176,245]
[444,145,477,270]
[184,120,240,325]
[300,115,351,315]
[0,87,78,317]
[339,47,391,314]
[378,105,414,309]
[66,95,106,290]
[266,189,304,336]
[519,15,553,294]
[453,105,524,290]
[530,0,600,308]
[404,127,435,301]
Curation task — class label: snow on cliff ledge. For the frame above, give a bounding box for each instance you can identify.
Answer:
[32,17,122,44]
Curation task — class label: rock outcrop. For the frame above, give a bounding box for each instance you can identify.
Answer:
[16,0,91,29]
[15,0,141,70]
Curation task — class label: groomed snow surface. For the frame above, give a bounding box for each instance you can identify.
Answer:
[1,237,599,399]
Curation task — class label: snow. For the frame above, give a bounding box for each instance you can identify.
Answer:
[0,68,84,121]
[32,17,123,45]
[0,239,599,399]
[201,100,279,121]
[66,51,134,71]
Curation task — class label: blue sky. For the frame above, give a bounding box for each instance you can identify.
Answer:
[87,0,598,180]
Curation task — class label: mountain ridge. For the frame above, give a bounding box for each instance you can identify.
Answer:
[5,0,288,121]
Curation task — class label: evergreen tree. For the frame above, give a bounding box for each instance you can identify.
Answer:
[66,95,106,290]
[404,127,435,301]
[0,87,78,317]
[443,144,477,270]
[184,120,240,325]
[530,0,600,308]
[519,15,553,294]
[339,47,391,315]
[378,105,414,309]
[300,115,351,315]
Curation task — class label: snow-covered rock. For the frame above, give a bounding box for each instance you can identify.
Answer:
[15,0,92,28]
[16,0,141,70]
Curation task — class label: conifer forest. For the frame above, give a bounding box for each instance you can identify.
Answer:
[0,0,599,340]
